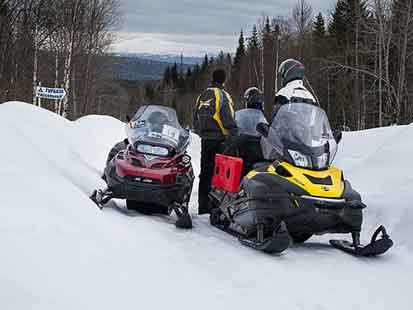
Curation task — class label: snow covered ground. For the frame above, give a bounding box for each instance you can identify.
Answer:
[0,101,412,310]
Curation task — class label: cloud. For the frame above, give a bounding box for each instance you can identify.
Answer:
[113,32,236,56]
[114,0,334,55]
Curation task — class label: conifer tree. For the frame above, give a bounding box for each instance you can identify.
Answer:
[201,54,209,72]
[163,67,171,85]
[226,53,232,65]
[264,17,272,34]
[328,0,369,40]
[233,30,245,68]
[170,63,179,87]
[186,68,192,79]
[313,12,326,38]
[328,1,349,38]
[248,25,260,50]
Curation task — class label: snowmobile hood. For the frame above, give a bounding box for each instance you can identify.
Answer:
[246,161,344,199]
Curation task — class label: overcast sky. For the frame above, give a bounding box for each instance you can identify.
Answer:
[114,0,335,56]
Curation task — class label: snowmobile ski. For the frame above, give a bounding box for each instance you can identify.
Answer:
[330,226,393,257]
[104,199,192,228]
[90,189,113,209]
[175,212,192,229]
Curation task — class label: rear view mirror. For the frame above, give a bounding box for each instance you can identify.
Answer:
[256,122,270,137]
[333,129,342,144]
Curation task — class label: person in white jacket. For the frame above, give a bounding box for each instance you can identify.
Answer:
[273,59,316,118]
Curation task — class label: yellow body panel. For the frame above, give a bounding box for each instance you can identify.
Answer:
[246,161,344,198]
[267,161,345,198]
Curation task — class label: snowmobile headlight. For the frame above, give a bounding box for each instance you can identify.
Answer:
[288,150,311,168]
[315,153,329,169]
[137,144,169,156]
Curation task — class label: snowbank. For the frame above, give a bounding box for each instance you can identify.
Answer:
[0,101,412,310]
[336,125,413,249]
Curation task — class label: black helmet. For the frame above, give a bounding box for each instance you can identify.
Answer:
[212,69,227,85]
[278,59,305,87]
[147,111,169,132]
[243,87,264,110]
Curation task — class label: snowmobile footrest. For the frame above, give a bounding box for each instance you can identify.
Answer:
[239,222,291,254]
[330,226,393,257]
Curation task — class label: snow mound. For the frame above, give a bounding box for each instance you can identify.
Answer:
[335,125,413,249]
[0,101,412,310]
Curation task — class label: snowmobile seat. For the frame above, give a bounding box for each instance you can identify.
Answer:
[221,135,266,176]
[212,154,243,193]
[252,161,271,171]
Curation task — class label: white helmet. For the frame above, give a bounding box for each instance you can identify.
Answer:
[278,58,305,87]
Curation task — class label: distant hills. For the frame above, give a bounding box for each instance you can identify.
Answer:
[114,53,205,65]
[104,53,204,81]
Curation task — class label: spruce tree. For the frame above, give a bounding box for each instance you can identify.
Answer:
[328,1,348,38]
[226,53,232,66]
[170,63,179,87]
[217,51,225,65]
[248,25,260,50]
[233,30,245,68]
[264,17,272,34]
[328,0,369,39]
[163,67,171,85]
[193,63,200,77]
[313,12,326,38]
[186,68,192,79]
[201,54,209,72]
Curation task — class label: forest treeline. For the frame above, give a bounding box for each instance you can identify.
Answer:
[0,0,125,118]
[150,0,413,130]
[1,0,412,131]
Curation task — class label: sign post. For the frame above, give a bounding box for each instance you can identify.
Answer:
[38,82,42,108]
[35,85,67,115]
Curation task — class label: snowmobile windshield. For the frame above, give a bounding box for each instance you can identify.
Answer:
[126,105,190,156]
[261,103,337,170]
[235,109,268,137]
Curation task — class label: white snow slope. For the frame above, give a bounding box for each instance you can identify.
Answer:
[0,101,412,310]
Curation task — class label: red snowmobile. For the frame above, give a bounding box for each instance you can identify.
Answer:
[91,105,194,229]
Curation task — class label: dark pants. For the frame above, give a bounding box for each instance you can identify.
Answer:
[198,138,223,214]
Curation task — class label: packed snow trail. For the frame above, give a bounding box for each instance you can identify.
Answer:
[0,102,412,310]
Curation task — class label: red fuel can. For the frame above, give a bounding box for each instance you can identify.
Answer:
[212,154,243,193]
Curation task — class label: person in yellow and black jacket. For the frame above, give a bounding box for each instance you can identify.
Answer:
[193,69,237,214]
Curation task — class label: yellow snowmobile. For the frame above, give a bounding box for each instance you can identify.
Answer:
[209,102,393,256]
